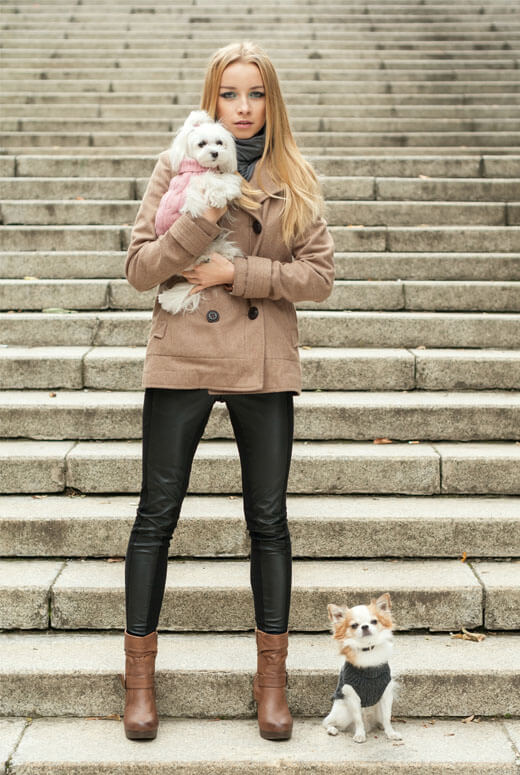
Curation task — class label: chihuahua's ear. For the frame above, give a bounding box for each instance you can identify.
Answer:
[327,603,347,626]
[372,593,391,612]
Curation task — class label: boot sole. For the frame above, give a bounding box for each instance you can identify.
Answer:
[259,727,292,740]
[124,727,158,740]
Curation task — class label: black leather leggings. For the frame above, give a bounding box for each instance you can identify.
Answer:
[125,388,293,636]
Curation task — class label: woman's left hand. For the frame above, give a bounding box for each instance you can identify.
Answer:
[182,251,235,295]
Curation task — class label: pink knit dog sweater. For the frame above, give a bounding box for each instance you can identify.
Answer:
[155,158,208,236]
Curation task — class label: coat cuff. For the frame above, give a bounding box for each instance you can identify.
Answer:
[164,213,222,260]
[231,255,272,298]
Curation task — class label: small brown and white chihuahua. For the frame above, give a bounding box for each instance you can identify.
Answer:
[322,593,402,743]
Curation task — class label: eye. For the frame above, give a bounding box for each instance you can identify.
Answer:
[198,141,207,148]
[351,623,358,630]
[371,619,378,625]
[216,140,223,145]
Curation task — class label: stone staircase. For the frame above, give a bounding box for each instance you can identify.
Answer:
[1,0,520,771]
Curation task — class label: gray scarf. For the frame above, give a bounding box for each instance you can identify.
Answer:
[234,123,266,181]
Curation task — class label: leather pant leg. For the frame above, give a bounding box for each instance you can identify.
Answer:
[225,391,294,634]
[125,387,215,636]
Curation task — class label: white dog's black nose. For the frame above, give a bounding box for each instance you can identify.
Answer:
[211,151,218,158]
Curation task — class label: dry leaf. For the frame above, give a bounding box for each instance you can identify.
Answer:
[49,392,56,398]
[416,345,426,350]
[374,437,392,444]
[23,276,39,280]
[462,715,475,723]
[419,174,431,179]
[75,196,85,200]
[408,440,420,444]
[460,551,467,562]
[450,628,486,643]
[301,346,312,350]
[107,557,124,562]
[346,224,365,228]
[32,495,48,499]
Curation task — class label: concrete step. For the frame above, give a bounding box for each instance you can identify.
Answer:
[3,716,519,774]
[4,176,520,203]
[2,224,520,253]
[3,130,520,148]
[1,199,515,227]
[0,631,518,717]
[2,250,520,281]
[2,389,520,442]
[3,279,520,313]
[0,557,493,632]
[0,439,519,495]
[2,310,520,348]
[3,346,520,391]
[1,493,518,560]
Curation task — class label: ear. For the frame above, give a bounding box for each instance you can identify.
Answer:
[185,109,213,130]
[327,603,347,626]
[218,139,238,174]
[168,131,189,175]
[372,593,391,612]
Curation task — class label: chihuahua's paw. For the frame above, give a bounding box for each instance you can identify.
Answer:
[386,729,403,741]
[326,725,339,736]
[353,732,366,743]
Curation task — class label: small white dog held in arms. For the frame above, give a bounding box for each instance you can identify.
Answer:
[322,593,403,744]
[154,109,244,315]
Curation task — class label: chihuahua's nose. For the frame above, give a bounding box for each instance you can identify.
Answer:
[211,151,218,158]
[361,624,370,631]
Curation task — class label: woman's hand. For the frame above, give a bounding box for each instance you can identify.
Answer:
[202,204,228,224]
[182,251,235,295]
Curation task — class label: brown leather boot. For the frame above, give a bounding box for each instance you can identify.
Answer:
[253,627,293,740]
[121,629,159,740]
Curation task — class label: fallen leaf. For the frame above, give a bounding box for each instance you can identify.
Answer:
[373,437,392,444]
[301,346,312,350]
[107,557,124,562]
[460,551,467,562]
[32,495,48,499]
[346,224,365,228]
[49,392,56,398]
[450,628,486,643]
[445,732,455,736]
[419,174,431,179]
[23,275,39,280]
[416,345,426,350]
[408,440,420,444]
[75,196,85,200]
[462,715,475,723]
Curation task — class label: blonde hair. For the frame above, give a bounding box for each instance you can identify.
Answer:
[199,40,326,248]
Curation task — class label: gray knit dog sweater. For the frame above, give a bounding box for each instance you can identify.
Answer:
[331,661,391,708]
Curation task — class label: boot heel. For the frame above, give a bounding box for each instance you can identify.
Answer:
[123,630,159,740]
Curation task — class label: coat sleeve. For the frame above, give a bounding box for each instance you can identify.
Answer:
[229,216,335,303]
[125,152,223,292]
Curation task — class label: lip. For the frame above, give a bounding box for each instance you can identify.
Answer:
[235,121,252,126]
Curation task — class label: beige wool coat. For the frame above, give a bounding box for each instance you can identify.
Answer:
[125,149,336,395]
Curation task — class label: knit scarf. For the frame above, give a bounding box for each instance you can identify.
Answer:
[234,123,266,181]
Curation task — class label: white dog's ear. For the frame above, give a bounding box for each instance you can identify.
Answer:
[168,110,214,173]
[216,130,239,174]
[327,603,347,626]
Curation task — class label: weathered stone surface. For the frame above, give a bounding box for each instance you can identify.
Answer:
[0,559,63,629]
[474,560,520,630]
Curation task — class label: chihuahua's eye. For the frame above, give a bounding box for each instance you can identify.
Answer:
[198,141,207,148]
[351,623,358,630]
[216,140,223,145]
[370,619,378,625]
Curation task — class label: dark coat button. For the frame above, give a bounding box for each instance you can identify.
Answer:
[248,306,259,320]
[252,219,262,234]
[207,310,219,323]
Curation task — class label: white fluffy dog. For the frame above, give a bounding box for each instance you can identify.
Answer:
[154,110,244,315]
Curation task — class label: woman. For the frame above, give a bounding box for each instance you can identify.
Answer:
[122,39,335,742]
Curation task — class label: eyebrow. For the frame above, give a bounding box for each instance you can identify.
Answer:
[219,85,264,89]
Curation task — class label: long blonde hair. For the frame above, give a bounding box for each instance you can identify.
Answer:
[199,40,326,247]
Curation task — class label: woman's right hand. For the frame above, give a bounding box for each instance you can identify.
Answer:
[202,204,228,223]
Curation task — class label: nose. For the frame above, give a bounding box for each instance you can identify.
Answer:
[361,624,370,631]
[211,151,218,158]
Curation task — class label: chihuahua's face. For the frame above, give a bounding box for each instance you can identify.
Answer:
[186,123,237,173]
[327,593,394,666]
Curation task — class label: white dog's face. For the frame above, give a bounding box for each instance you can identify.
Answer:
[185,123,237,173]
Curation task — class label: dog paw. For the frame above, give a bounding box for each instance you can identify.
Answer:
[326,725,339,736]
[385,730,403,740]
[353,732,366,743]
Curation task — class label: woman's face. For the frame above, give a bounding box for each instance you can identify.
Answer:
[216,61,266,139]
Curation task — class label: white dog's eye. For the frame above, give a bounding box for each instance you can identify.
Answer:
[216,140,223,145]
[371,619,378,625]
[198,141,207,148]
[351,623,358,630]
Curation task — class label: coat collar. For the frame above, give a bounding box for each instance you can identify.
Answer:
[248,161,284,203]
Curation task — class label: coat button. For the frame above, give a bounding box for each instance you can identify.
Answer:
[248,306,259,320]
[252,219,262,234]
[207,310,219,323]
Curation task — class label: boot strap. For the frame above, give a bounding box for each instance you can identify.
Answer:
[256,671,288,689]
[125,674,155,689]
